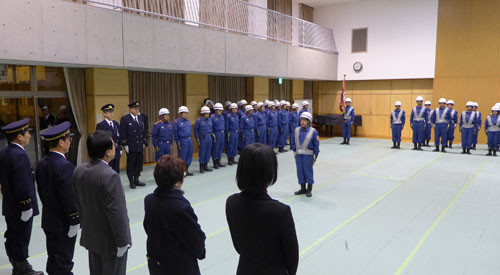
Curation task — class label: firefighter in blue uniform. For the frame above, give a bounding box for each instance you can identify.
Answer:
[459,101,478,155]
[211,103,226,169]
[174,106,194,176]
[446,100,458,148]
[292,112,319,198]
[289,103,300,150]
[299,101,309,116]
[278,101,290,153]
[410,96,426,150]
[119,100,146,189]
[240,105,256,147]
[36,121,80,275]
[266,101,279,149]
[226,103,240,165]
[390,101,406,149]
[485,105,500,156]
[95,103,121,174]
[255,102,267,145]
[0,118,43,275]
[424,101,433,147]
[431,98,451,152]
[472,102,482,150]
[195,106,213,173]
[152,108,173,161]
[341,98,355,145]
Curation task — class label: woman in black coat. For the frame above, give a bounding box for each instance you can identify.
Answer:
[143,155,206,275]
[226,143,299,275]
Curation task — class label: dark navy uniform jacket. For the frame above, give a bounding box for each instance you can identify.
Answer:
[144,188,206,275]
[35,152,80,232]
[96,119,121,159]
[0,143,39,218]
[119,113,146,152]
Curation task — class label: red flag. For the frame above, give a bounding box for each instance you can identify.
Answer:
[339,75,346,114]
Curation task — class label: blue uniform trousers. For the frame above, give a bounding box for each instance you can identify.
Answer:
[44,230,76,275]
[5,217,33,261]
[178,137,193,167]
[267,127,278,148]
[461,128,474,148]
[243,130,255,147]
[434,123,448,146]
[391,124,403,142]
[126,152,143,179]
[447,125,456,143]
[278,126,288,147]
[226,131,239,158]
[198,135,212,164]
[342,121,352,139]
[412,121,425,144]
[108,158,120,174]
[487,131,500,149]
[155,141,172,161]
[295,154,314,185]
[211,131,225,160]
[425,124,432,141]
[255,125,267,144]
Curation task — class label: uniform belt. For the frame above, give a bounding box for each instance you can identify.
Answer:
[159,140,171,143]
[413,118,425,122]
[462,124,475,129]
[297,149,314,155]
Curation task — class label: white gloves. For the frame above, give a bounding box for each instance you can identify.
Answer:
[117,245,130,257]
[68,224,80,238]
[143,144,145,149]
[21,209,33,222]
[124,146,129,154]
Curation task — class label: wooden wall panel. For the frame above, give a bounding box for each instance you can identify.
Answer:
[352,94,371,115]
[372,94,391,115]
[292,79,304,101]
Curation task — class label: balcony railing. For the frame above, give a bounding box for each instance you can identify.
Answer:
[81,0,338,54]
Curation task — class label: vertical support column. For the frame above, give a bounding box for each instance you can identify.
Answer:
[184,74,209,155]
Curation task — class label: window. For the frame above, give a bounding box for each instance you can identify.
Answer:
[352,28,368,53]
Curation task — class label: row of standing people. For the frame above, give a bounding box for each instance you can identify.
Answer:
[388,97,500,155]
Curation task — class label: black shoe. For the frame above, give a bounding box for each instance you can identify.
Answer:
[204,164,213,172]
[213,160,219,169]
[441,146,447,153]
[417,144,423,151]
[397,142,401,149]
[461,148,467,154]
[294,185,306,195]
[391,142,397,149]
[472,144,476,150]
[129,177,136,189]
[486,149,492,156]
[341,138,347,145]
[306,184,313,198]
[135,177,145,187]
[433,146,440,152]
[346,139,350,145]
[494,150,497,156]
[186,168,194,176]
[13,260,43,275]
[200,164,205,174]
[228,158,234,165]
[412,143,418,150]
[466,148,471,155]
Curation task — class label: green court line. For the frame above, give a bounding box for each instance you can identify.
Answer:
[394,161,486,275]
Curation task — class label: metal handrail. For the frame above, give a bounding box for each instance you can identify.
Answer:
[81,0,338,54]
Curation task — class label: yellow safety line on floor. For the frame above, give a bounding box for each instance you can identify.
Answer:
[298,154,444,258]
[394,161,486,275]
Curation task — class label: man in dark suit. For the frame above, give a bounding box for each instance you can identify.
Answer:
[36,121,80,275]
[96,104,122,174]
[0,118,44,275]
[119,101,146,189]
[73,130,131,275]
[40,105,55,130]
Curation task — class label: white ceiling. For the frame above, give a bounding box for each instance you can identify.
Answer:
[298,0,362,8]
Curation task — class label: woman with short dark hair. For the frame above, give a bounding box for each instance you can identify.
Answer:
[143,155,206,275]
[226,143,299,275]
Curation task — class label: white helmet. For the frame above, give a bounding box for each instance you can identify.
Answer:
[214,103,224,111]
[424,101,431,106]
[280,100,287,106]
[178,106,189,113]
[466,101,474,107]
[495,103,500,108]
[245,105,254,112]
[473,102,479,107]
[416,96,424,102]
[257,102,264,108]
[292,103,299,109]
[276,101,282,107]
[446,100,454,105]
[240,99,248,105]
[300,112,312,122]
[230,103,238,109]
[438,98,447,104]
[268,101,276,107]
[345,98,352,103]
[201,106,211,114]
[302,101,310,107]
[395,101,402,106]
[236,100,242,106]
[492,106,500,112]
[285,101,291,107]
[224,101,232,107]
[250,101,257,106]
[158,108,170,116]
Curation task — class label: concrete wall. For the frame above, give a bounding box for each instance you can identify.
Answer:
[314,0,438,80]
[0,0,338,81]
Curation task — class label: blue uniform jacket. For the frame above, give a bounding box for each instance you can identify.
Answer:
[459,111,478,130]
[291,126,320,157]
[485,115,499,131]
[240,114,255,138]
[211,113,226,134]
[96,119,121,159]
[449,109,458,126]
[144,188,206,274]
[279,110,289,127]
[226,113,240,136]
[289,111,299,131]
[410,106,427,125]
[267,110,278,128]
[119,113,146,152]
[194,117,213,142]
[475,111,482,129]
[174,118,193,141]
[35,152,80,232]
[152,120,174,148]
[0,143,39,218]
[431,107,452,125]
[390,109,406,126]
[343,106,355,124]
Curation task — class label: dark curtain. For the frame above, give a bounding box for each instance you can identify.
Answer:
[299,3,313,22]
[269,78,292,101]
[208,75,246,104]
[304,80,313,99]
[64,68,86,165]
[122,0,185,20]
[129,71,184,163]
[267,0,292,42]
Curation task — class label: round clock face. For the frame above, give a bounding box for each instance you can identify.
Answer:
[353,62,363,72]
